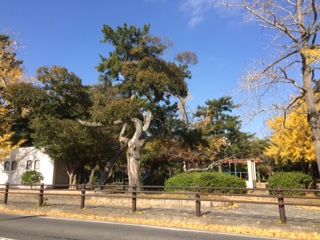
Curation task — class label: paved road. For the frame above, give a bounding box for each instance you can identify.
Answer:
[0,214,276,240]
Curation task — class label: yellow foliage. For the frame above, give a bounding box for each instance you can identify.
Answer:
[0,132,15,159]
[301,47,320,65]
[205,137,228,159]
[0,35,24,159]
[265,104,315,163]
[0,107,21,159]
[0,107,24,160]
[0,106,11,131]
[0,131,25,160]
[0,35,23,91]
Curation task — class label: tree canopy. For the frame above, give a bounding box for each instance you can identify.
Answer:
[93,23,195,186]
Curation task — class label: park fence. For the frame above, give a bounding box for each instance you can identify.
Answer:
[0,183,319,224]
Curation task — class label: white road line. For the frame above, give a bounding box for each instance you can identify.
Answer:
[0,238,16,240]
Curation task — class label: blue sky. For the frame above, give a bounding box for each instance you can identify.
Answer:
[1,0,275,136]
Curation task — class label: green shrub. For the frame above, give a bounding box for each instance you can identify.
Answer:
[165,172,246,194]
[268,172,312,196]
[21,171,44,185]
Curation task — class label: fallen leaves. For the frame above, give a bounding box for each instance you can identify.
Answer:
[0,205,318,240]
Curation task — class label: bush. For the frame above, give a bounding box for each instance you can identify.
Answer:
[165,172,246,194]
[21,171,44,185]
[268,172,312,196]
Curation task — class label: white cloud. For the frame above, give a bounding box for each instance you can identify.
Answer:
[180,0,215,28]
[188,15,204,28]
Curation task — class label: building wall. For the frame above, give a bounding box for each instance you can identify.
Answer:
[0,147,55,185]
[53,160,69,185]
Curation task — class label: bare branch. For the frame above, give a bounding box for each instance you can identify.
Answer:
[76,119,103,127]
[262,50,299,73]
[187,159,225,172]
[142,110,153,132]
[282,94,305,130]
[119,123,129,147]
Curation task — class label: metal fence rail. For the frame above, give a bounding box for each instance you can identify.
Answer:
[0,183,319,224]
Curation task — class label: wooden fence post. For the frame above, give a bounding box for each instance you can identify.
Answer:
[4,183,9,204]
[195,187,201,217]
[132,185,137,212]
[38,183,44,207]
[80,184,86,209]
[277,189,286,223]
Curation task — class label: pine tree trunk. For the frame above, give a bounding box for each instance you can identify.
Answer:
[67,171,77,189]
[120,111,152,189]
[127,139,142,188]
[88,164,99,186]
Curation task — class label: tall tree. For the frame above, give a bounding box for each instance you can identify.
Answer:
[5,66,106,186]
[217,0,320,173]
[0,34,24,158]
[31,116,115,186]
[94,24,193,187]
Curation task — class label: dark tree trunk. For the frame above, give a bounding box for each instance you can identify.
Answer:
[302,60,320,175]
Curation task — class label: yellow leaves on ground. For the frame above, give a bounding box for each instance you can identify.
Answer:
[301,47,320,65]
[0,206,318,240]
[265,104,315,163]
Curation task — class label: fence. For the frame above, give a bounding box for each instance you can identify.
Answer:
[0,183,319,224]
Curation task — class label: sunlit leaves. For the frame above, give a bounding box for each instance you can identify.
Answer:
[301,47,320,65]
[0,35,23,93]
[265,103,315,163]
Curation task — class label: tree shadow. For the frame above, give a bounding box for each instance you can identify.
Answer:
[0,215,45,222]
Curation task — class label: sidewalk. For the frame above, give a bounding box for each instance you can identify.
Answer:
[0,200,319,240]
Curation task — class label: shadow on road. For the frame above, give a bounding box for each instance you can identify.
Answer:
[0,215,45,222]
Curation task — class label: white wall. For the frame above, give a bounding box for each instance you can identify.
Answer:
[246,160,257,188]
[0,147,55,185]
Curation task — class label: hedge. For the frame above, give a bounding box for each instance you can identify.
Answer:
[165,172,246,194]
[268,172,312,196]
[21,171,44,185]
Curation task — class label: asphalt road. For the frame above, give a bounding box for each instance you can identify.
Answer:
[0,214,275,240]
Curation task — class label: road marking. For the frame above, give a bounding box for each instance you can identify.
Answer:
[0,238,16,240]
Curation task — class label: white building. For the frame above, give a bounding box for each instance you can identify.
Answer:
[0,147,68,186]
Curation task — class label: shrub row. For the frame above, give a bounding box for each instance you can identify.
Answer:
[268,172,312,196]
[165,172,246,194]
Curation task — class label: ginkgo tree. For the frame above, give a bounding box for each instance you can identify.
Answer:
[0,34,24,160]
[265,103,315,164]
[216,0,320,174]
[0,108,14,159]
